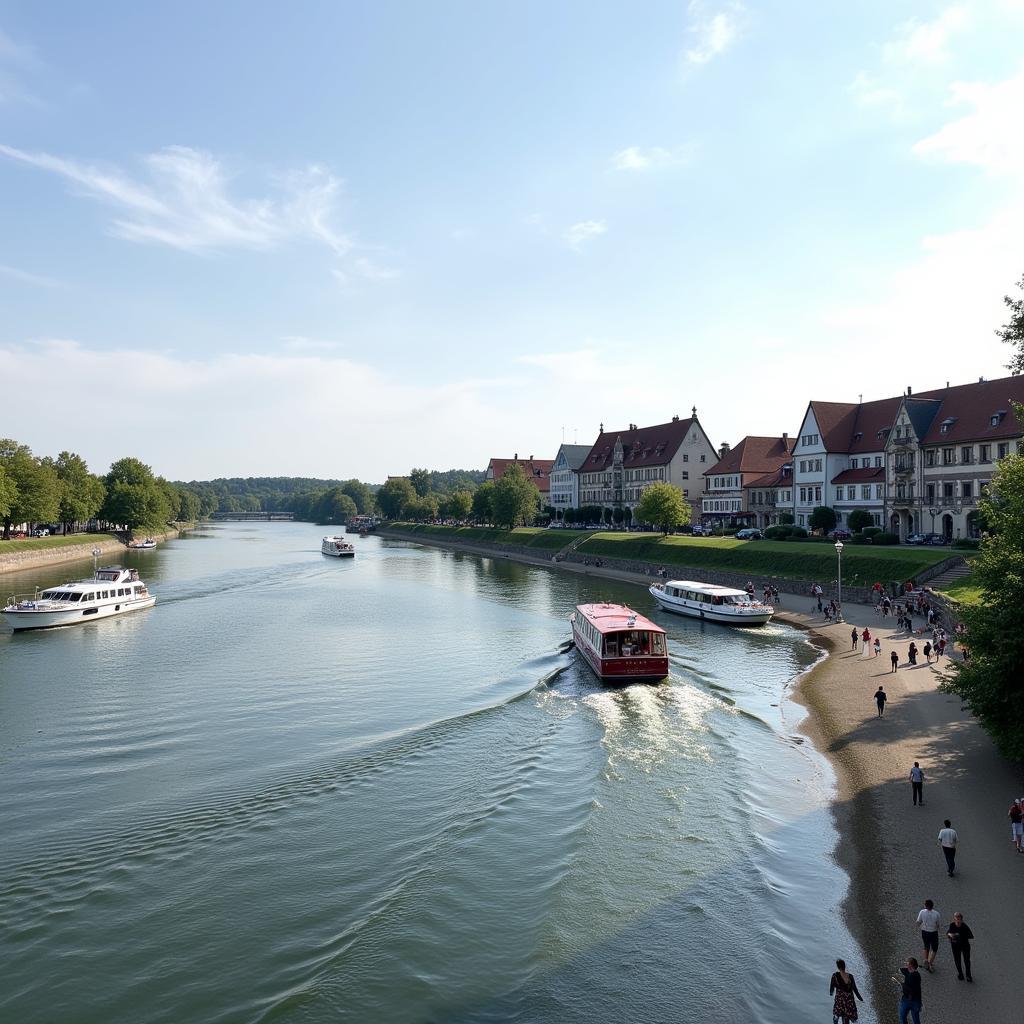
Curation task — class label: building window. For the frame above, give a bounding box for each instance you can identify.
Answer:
[835,488,843,501]
[850,458,858,469]
[925,450,936,467]
[998,442,1010,459]
[847,486,856,500]
[961,481,972,498]
[683,454,689,462]
[682,471,688,480]
[943,482,954,499]
[875,456,883,467]
[980,444,991,463]
[875,484,883,499]
[815,486,821,503]
[942,448,955,465]
[961,446,973,464]
[926,483,935,501]
[700,455,706,462]
[861,485,871,500]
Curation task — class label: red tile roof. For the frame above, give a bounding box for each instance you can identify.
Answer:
[487,457,554,494]
[705,435,794,477]
[830,466,885,484]
[913,375,1024,444]
[582,417,697,471]
[745,465,792,489]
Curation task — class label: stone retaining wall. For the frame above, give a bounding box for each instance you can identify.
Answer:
[0,526,183,576]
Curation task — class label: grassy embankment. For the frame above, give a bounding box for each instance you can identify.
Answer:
[934,571,983,606]
[386,524,952,584]
[0,533,113,554]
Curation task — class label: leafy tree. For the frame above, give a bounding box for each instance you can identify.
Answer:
[377,477,416,519]
[101,457,172,534]
[809,505,837,533]
[623,506,632,528]
[847,509,873,533]
[635,483,690,535]
[997,274,1024,374]
[177,489,202,523]
[341,479,374,515]
[316,487,358,523]
[940,450,1024,758]
[443,489,473,521]
[403,493,439,521]
[778,512,794,525]
[0,464,16,523]
[472,481,495,523]
[409,468,432,498]
[53,451,105,533]
[0,439,60,538]
[156,477,181,521]
[492,463,540,529]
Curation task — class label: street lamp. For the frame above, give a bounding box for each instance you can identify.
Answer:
[835,540,844,621]
[929,506,940,535]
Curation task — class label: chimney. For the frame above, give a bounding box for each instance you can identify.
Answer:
[906,386,912,396]
[719,442,731,459]
[672,414,679,422]
[946,381,950,388]
[599,423,604,434]
[979,376,985,383]
[529,454,533,461]
[514,452,518,460]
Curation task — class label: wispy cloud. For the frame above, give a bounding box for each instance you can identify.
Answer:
[280,335,344,353]
[884,6,971,65]
[0,143,355,258]
[610,145,695,172]
[848,72,904,111]
[684,1,746,66]
[563,220,607,250]
[0,27,42,106]
[0,263,61,287]
[913,67,1024,174]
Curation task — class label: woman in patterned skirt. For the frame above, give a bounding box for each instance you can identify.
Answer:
[829,959,865,1023]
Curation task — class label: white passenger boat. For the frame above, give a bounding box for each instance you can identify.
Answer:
[2,566,156,631]
[649,580,773,626]
[321,536,356,558]
[128,538,157,549]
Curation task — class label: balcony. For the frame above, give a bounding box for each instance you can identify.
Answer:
[891,494,918,507]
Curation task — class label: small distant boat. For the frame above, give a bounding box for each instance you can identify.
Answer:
[321,536,356,558]
[649,580,773,626]
[3,566,156,631]
[570,603,669,683]
[128,538,157,549]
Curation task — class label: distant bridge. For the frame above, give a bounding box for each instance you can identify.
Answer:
[209,511,295,521]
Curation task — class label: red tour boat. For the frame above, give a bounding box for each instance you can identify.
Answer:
[570,603,669,683]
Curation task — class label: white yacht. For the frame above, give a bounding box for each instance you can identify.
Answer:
[649,580,773,626]
[321,536,355,558]
[3,566,156,632]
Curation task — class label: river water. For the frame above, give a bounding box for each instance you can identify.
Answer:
[0,522,870,1023]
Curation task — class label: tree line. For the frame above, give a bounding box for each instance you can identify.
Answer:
[0,439,213,539]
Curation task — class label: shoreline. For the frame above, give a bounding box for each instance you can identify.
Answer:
[381,527,1021,1023]
[0,525,185,576]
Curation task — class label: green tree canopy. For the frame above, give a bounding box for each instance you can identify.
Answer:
[403,493,439,521]
[341,479,374,515]
[997,274,1024,374]
[440,490,473,520]
[941,449,1024,758]
[491,463,540,529]
[409,468,432,497]
[635,483,691,534]
[101,457,172,534]
[377,477,416,519]
[177,489,202,523]
[54,451,105,532]
[809,506,837,532]
[847,509,873,533]
[0,464,16,523]
[0,439,60,539]
[316,487,358,523]
[472,481,495,523]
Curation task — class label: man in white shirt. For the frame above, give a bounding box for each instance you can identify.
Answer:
[938,819,959,876]
[909,762,924,805]
[915,898,941,971]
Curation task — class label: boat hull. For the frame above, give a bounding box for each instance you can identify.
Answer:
[321,549,355,558]
[571,619,669,683]
[649,586,772,626]
[3,596,157,632]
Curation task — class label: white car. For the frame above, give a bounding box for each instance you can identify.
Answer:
[33,527,50,537]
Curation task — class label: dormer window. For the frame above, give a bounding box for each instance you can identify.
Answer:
[991,410,1007,427]
[939,417,956,435]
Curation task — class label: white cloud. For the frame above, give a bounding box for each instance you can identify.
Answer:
[912,67,1024,174]
[563,220,607,250]
[0,263,60,287]
[280,335,344,353]
[684,1,746,66]
[610,145,695,172]
[884,6,971,65]
[848,72,904,111]
[0,143,354,257]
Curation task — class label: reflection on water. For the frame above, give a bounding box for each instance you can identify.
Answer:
[0,523,871,1024]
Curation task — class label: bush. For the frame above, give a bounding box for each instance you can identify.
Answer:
[952,538,980,550]
[764,525,792,540]
[873,532,899,545]
[848,533,870,545]
[863,526,883,538]
[790,526,809,538]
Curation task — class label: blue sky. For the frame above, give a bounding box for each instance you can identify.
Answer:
[2,1,1023,481]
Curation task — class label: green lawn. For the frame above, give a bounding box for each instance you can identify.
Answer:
[386,523,591,550]
[0,533,114,554]
[573,532,951,585]
[935,573,984,606]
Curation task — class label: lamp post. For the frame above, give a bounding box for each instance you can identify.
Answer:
[929,506,939,536]
[835,540,844,621]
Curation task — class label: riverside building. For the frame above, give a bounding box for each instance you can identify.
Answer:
[549,444,592,514]
[485,454,554,499]
[702,435,794,526]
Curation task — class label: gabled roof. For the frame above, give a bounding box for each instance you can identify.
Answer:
[487,456,554,493]
[913,375,1024,444]
[831,466,885,484]
[901,398,942,441]
[804,398,903,454]
[582,417,697,471]
[705,435,794,477]
[555,443,593,472]
[745,465,793,490]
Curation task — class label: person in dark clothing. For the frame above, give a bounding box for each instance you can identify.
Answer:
[896,958,922,1024]
[910,762,924,805]
[851,627,858,651]
[946,913,974,981]
[874,686,887,717]
[908,642,918,665]
[829,959,864,1023]
[891,650,899,673]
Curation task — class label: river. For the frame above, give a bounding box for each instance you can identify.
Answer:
[0,522,870,1023]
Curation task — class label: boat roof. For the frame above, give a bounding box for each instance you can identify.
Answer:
[575,603,664,634]
[663,580,751,598]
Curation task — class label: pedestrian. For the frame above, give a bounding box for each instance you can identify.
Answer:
[923,641,932,664]
[946,913,974,981]
[908,642,918,665]
[910,762,924,805]
[851,627,858,652]
[825,605,833,624]
[861,628,872,659]
[895,957,923,1024]
[938,819,958,876]
[916,899,941,972]
[817,590,823,613]
[938,637,946,658]
[829,958,864,1023]
[874,686,887,717]
[873,638,881,658]
[1009,799,1023,853]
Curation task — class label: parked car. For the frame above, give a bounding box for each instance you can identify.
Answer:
[827,528,853,540]
[905,532,927,545]
[690,524,714,536]
[924,533,948,546]
[33,527,50,537]
[735,528,763,540]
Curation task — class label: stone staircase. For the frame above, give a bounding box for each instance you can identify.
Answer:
[927,559,973,590]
